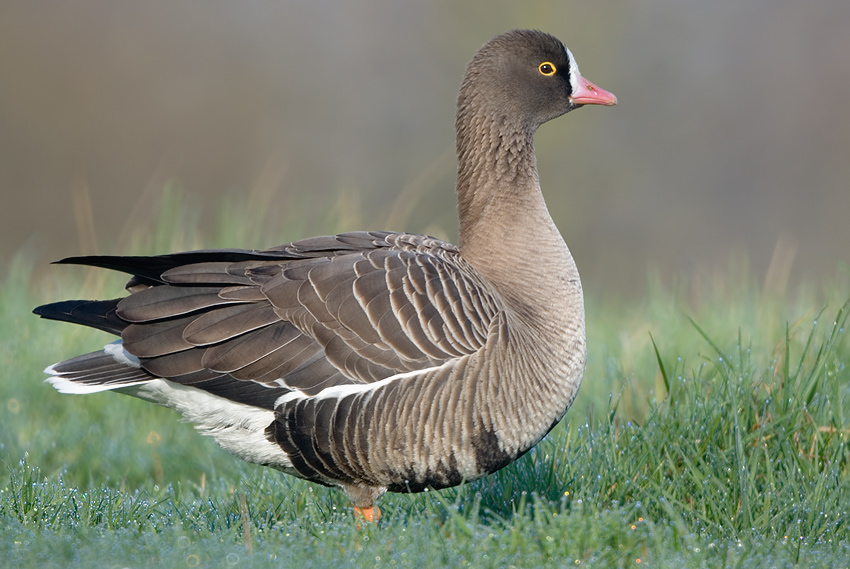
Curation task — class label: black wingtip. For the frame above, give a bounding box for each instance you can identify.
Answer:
[31,298,126,335]
[51,255,129,267]
[52,257,84,265]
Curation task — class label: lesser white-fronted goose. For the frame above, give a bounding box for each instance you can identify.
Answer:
[34,29,616,522]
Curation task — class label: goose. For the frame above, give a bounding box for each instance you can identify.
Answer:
[34,29,616,522]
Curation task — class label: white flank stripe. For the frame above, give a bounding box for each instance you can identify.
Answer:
[275,359,457,407]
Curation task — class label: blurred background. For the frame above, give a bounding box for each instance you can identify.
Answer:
[1,0,848,296]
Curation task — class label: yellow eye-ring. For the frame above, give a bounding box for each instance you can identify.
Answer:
[538,62,557,76]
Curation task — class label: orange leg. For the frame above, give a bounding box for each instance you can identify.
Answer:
[353,505,381,524]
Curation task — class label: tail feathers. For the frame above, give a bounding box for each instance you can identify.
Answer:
[45,342,155,394]
[44,341,288,409]
[33,299,126,336]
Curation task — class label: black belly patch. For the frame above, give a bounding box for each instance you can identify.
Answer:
[472,428,513,474]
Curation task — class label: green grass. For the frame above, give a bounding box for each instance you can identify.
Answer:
[2,191,849,568]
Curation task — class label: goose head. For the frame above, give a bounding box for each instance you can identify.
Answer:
[457,30,617,135]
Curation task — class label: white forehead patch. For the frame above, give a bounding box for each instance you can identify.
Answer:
[565,46,581,94]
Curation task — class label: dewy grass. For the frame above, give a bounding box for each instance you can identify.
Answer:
[2,191,849,568]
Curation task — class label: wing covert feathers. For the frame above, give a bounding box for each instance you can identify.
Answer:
[36,232,510,485]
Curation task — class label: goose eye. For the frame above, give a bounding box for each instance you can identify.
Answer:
[538,62,557,76]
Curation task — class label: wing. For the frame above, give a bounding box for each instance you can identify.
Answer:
[39,231,501,409]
